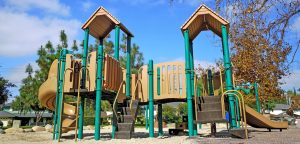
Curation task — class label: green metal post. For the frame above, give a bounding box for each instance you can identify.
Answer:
[207,69,214,96]
[53,57,61,140]
[126,36,131,97]
[184,30,194,137]
[221,25,236,128]
[254,82,260,113]
[145,105,149,130]
[197,85,202,129]
[158,103,163,136]
[94,39,104,140]
[114,25,120,60]
[235,96,240,128]
[148,60,154,138]
[157,67,160,96]
[56,48,67,140]
[189,41,197,136]
[78,28,89,139]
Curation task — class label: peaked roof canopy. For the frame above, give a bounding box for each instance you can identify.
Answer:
[181,4,229,40]
[82,7,134,39]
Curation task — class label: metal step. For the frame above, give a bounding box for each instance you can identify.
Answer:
[229,129,248,139]
[122,115,134,123]
[202,96,221,103]
[115,131,131,139]
[199,102,222,111]
[196,110,225,123]
[117,123,132,131]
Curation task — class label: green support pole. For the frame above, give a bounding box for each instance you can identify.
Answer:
[197,85,202,129]
[235,96,240,128]
[158,103,163,136]
[189,41,197,136]
[157,67,160,96]
[221,25,236,128]
[56,48,67,140]
[78,28,89,139]
[207,69,214,96]
[145,105,149,130]
[53,57,61,140]
[254,82,260,113]
[94,38,104,140]
[114,25,120,60]
[148,60,154,138]
[184,30,194,137]
[126,36,131,97]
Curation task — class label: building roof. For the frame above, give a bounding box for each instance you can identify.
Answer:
[82,6,134,39]
[0,111,16,118]
[273,104,290,110]
[0,111,53,118]
[181,4,230,40]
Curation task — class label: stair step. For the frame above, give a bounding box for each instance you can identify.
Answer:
[199,102,221,111]
[124,107,137,115]
[196,110,225,123]
[118,123,132,131]
[115,131,131,139]
[123,115,134,123]
[229,129,248,139]
[202,96,221,103]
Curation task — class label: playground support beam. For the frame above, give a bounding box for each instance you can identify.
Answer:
[207,69,214,96]
[221,25,237,128]
[157,67,160,96]
[78,28,89,139]
[158,103,163,136]
[148,60,154,138]
[94,38,104,140]
[56,48,67,140]
[126,36,131,97]
[189,41,197,136]
[53,55,61,140]
[184,30,194,137]
[254,82,260,113]
[114,25,120,60]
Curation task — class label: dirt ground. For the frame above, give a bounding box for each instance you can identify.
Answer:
[0,124,300,144]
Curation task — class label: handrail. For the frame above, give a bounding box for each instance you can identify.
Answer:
[194,77,198,121]
[221,90,248,139]
[112,81,126,120]
[219,67,224,94]
[130,79,143,118]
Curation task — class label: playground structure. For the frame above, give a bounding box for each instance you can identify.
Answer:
[38,5,288,141]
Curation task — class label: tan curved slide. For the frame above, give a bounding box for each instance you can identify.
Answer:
[38,60,76,133]
[245,105,288,130]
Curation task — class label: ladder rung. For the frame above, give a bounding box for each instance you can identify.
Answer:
[66,101,79,104]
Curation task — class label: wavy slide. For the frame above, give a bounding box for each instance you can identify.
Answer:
[245,105,288,130]
[38,60,76,133]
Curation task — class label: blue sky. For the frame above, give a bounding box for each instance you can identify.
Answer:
[0,0,299,101]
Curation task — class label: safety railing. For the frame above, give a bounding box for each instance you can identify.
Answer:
[221,90,248,139]
[130,79,143,118]
[112,81,126,121]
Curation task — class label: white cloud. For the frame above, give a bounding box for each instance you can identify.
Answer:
[0,10,81,57]
[5,63,39,87]
[280,70,300,90]
[82,1,93,12]
[4,0,70,16]
[173,57,216,69]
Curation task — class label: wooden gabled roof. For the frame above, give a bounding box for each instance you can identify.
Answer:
[181,4,229,40]
[82,7,134,39]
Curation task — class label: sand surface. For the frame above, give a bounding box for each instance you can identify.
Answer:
[1,124,300,144]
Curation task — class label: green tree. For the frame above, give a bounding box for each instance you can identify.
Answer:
[12,64,45,125]
[12,30,80,124]
[177,103,187,117]
[162,104,178,123]
[0,75,15,106]
[119,34,144,74]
